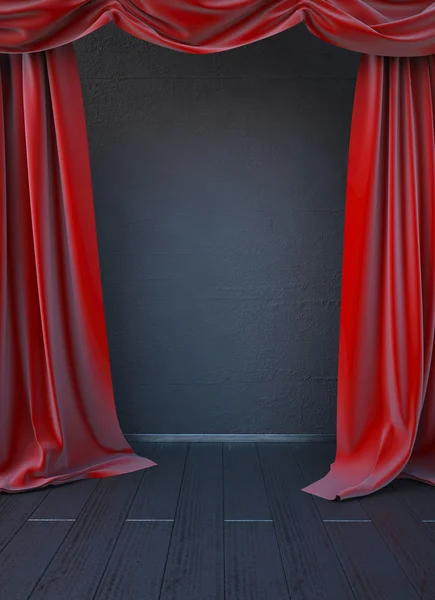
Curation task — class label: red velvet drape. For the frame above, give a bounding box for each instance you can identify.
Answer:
[0,44,155,492]
[2,1,435,498]
[303,54,435,499]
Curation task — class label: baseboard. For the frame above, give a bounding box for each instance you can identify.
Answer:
[125,433,336,443]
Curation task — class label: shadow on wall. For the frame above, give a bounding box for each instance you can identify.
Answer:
[74,22,360,435]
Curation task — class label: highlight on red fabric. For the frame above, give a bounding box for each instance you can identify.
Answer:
[0,1,435,57]
[303,53,435,500]
[0,44,156,492]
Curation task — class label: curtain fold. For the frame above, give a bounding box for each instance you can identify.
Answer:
[303,54,435,499]
[0,43,155,492]
[0,1,435,57]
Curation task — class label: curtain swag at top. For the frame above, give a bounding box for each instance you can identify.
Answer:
[1,1,435,56]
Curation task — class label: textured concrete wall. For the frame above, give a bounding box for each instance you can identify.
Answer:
[74,23,359,434]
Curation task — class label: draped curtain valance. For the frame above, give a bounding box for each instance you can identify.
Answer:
[2,1,435,56]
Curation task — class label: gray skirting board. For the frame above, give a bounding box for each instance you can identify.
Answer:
[125,433,336,443]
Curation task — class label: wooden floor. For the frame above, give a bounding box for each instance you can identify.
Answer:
[1,442,435,600]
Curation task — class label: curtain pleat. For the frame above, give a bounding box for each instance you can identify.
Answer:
[0,44,155,492]
[0,2,435,56]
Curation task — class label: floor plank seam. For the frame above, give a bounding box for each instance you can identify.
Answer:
[125,519,174,522]
[255,443,293,600]
[222,443,226,600]
[26,517,435,524]
[224,519,273,522]
[322,520,371,523]
[157,442,190,600]
[288,443,359,600]
[0,490,51,556]
[358,499,423,600]
[28,518,77,522]
[90,470,147,600]
[24,481,105,600]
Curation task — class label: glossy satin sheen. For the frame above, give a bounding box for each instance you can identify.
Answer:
[0,1,434,56]
[0,45,155,492]
[303,54,435,499]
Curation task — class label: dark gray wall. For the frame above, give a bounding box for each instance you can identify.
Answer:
[74,24,359,434]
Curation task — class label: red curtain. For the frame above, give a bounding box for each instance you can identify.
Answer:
[0,2,435,56]
[303,54,435,499]
[0,44,155,492]
[2,1,435,498]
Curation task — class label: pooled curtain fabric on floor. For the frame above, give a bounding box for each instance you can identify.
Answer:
[303,54,435,499]
[1,1,435,498]
[0,44,155,492]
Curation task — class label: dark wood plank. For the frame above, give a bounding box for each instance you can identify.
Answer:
[28,470,144,600]
[257,443,354,600]
[30,479,99,520]
[128,443,188,520]
[0,521,73,600]
[0,488,50,552]
[160,443,224,600]
[324,521,419,600]
[292,442,369,520]
[360,485,435,599]
[392,478,435,520]
[223,443,271,520]
[225,521,290,600]
[94,521,172,600]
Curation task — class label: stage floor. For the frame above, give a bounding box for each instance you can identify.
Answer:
[0,441,434,599]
